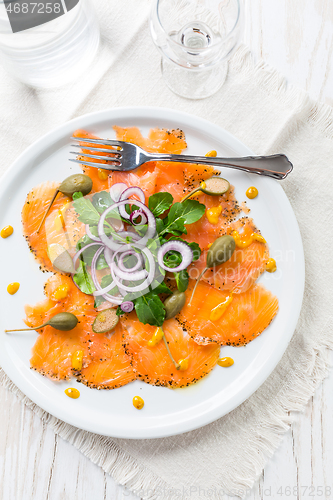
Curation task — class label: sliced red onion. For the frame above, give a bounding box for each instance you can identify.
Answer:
[101,293,123,305]
[98,200,156,251]
[117,250,143,273]
[113,264,148,282]
[130,209,148,225]
[121,301,134,313]
[91,247,118,297]
[119,187,145,219]
[73,242,102,269]
[158,240,193,273]
[110,245,155,294]
[110,182,128,202]
[85,224,102,243]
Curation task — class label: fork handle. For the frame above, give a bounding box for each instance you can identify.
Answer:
[149,153,293,180]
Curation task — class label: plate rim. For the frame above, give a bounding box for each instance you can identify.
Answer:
[0,106,305,439]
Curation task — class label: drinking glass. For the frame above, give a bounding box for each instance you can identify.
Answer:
[150,0,242,99]
[0,0,100,88]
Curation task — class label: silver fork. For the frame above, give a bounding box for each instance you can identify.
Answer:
[70,137,293,180]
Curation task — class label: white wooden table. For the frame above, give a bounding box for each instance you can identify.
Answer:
[1,1,333,499]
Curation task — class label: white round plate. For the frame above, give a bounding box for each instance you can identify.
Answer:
[0,107,304,439]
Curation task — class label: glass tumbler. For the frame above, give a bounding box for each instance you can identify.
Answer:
[0,0,100,88]
[150,0,242,99]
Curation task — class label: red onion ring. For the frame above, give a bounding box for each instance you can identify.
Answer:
[157,240,193,273]
[110,245,155,294]
[109,182,128,202]
[73,242,102,269]
[98,200,156,251]
[119,187,145,219]
[85,224,102,243]
[130,209,148,225]
[117,250,143,273]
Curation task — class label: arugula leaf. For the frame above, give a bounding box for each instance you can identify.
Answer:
[156,218,165,235]
[161,200,205,236]
[92,191,112,213]
[73,192,83,201]
[116,306,125,316]
[152,281,172,295]
[134,292,166,327]
[73,261,96,295]
[148,192,173,217]
[73,196,100,225]
[174,270,189,292]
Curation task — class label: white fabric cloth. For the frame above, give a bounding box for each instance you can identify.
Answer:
[1,1,333,499]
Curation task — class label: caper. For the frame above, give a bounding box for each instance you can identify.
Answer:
[36,174,93,233]
[5,312,78,333]
[188,235,235,306]
[182,176,230,202]
[92,308,119,334]
[164,292,186,320]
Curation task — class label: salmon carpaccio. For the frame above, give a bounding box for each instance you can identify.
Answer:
[121,314,220,388]
[22,126,278,390]
[177,280,279,346]
[27,274,136,388]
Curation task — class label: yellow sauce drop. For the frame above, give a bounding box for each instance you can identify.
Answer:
[207,242,213,249]
[231,230,266,248]
[206,206,222,225]
[98,168,109,181]
[52,284,69,301]
[98,314,106,323]
[65,388,80,399]
[246,186,258,199]
[178,358,189,371]
[133,395,144,410]
[7,282,20,295]
[148,327,164,347]
[266,258,277,273]
[1,225,13,238]
[205,150,217,157]
[72,350,83,371]
[210,294,233,321]
[218,357,234,367]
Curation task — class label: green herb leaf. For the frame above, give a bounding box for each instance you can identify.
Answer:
[116,306,125,316]
[174,269,189,292]
[73,261,96,295]
[73,196,100,225]
[72,192,83,201]
[161,200,205,236]
[134,292,166,327]
[92,191,112,213]
[152,281,172,295]
[156,218,166,235]
[148,192,174,217]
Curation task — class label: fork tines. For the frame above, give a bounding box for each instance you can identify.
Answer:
[71,137,124,149]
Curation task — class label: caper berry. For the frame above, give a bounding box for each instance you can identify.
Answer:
[164,291,186,320]
[206,235,236,268]
[5,312,78,333]
[37,174,93,233]
[181,176,230,202]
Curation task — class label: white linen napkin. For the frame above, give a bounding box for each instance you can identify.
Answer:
[1,1,333,498]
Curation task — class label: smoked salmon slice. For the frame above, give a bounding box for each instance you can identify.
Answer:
[77,328,136,390]
[27,275,136,387]
[121,314,220,388]
[178,280,279,346]
[188,218,269,294]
